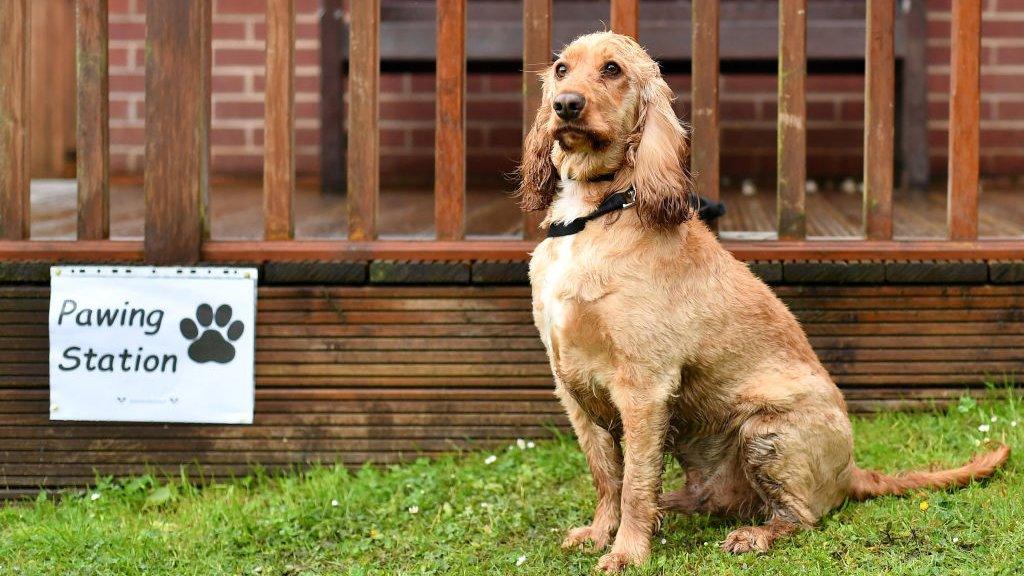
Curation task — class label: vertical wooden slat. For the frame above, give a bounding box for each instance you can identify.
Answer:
[901,0,929,191]
[319,0,345,193]
[144,0,211,264]
[777,0,807,240]
[522,0,551,241]
[347,0,379,241]
[0,0,30,240]
[947,0,981,241]
[264,0,295,240]
[611,0,639,39]
[863,0,894,240]
[435,0,466,241]
[77,0,110,240]
[691,0,719,233]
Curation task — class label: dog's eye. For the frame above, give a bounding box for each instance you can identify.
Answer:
[601,62,621,78]
[554,62,568,79]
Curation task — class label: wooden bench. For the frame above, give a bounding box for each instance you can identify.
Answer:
[320,0,929,191]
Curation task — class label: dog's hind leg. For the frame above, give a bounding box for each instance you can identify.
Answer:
[556,387,624,552]
[721,517,800,554]
[720,429,807,553]
[721,410,852,554]
[659,469,706,514]
[659,487,700,514]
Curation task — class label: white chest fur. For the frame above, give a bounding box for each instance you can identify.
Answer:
[548,179,595,226]
[532,179,596,350]
[535,235,574,350]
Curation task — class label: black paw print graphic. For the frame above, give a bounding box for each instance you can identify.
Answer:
[180,304,244,364]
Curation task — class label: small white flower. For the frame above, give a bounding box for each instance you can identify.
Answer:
[516,438,527,450]
[516,555,527,567]
[660,538,667,545]
[952,537,959,543]
[1012,421,1018,428]
[485,454,497,465]
[991,415,998,422]
[527,441,536,449]
[331,499,339,507]
[408,506,419,514]
[974,438,982,446]
[480,502,492,509]
[90,492,101,501]
[978,424,990,433]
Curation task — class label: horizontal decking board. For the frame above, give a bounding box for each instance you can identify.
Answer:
[5,333,1024,354]
[0,414,567,432]
[11,322,1024,338]
[0,434,559,456]
[14,347,1024,365]
[17,283,1024,297]
[3,369,1023,384]
[1,350,551,364]
[0,377,1007,390]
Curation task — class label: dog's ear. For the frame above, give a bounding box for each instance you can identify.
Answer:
[516,89,558,212]
[626,75,693,229]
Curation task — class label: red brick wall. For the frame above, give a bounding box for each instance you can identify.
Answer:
[106,0,1024,187]
[930,0,1024,177]
[109,0,322,175]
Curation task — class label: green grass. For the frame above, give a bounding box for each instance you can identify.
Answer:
[2,393,1024,576]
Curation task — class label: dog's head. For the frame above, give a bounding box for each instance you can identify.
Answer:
[517,31,693,229]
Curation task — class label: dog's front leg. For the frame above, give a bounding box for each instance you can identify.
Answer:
[596,370,671,574]
[556,386,623,551]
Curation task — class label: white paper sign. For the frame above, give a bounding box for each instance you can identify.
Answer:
[49,266,257,424]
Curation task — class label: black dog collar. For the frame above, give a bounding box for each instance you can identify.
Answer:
[547,188,636,238]
[545,190,727,238]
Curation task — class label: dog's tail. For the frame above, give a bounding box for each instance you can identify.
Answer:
[848,443,1010,501]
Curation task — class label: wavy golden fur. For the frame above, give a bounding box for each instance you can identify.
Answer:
[519,32,1010,574]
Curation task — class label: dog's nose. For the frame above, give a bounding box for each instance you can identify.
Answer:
[553,92,586,120]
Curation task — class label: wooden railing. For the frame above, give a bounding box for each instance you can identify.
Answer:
[1,0,1021,265]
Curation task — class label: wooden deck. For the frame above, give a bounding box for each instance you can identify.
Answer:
[28,179,1024,241]
[3,282,1021,497]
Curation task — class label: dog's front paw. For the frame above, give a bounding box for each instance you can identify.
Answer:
[561,525,612,551]
[721,526,771,554]
[595,550,643,574]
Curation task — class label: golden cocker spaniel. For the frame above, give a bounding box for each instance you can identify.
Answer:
[518,31,1009,574]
